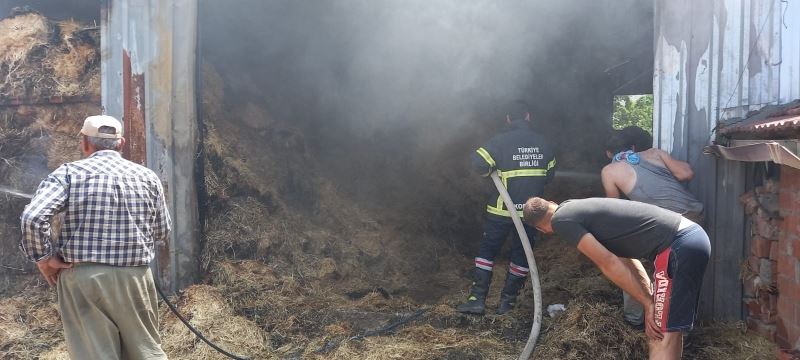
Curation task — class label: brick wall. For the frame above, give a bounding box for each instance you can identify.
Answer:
[741,165,800,354]
[741,179,780,341]
[777,166,800,350]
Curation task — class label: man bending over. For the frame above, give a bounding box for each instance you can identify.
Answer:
[523,197,710,360]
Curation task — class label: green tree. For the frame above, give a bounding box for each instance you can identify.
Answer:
[612,95,653,133]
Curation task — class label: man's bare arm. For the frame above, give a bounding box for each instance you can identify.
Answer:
[600,165,622,198]
[575,233,662,340]
[621,258,651,299]
[654,149,694,181]
[576,234,651,306]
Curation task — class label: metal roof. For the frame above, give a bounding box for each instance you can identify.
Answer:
[718,100,800,138]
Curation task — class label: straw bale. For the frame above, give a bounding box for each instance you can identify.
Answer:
[0,14,99,99]
[0,13,48,66]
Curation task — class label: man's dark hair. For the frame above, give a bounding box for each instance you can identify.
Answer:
[523,197,550,226]
[604,130,632,154]
[605,126,653,154]
[505,100,530,122]
[621,126,653,151]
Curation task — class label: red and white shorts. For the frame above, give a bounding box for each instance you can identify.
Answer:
[652,224,710,332]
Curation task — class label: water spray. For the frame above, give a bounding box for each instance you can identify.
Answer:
[0,185,33,199]
[489,171,541,360]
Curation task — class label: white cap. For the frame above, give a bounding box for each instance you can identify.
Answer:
[80,115,123,139]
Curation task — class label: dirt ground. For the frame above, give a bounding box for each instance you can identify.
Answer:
[0,11,778,360]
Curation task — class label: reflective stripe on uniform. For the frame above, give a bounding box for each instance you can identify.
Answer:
[476,148,496,167]
[547,158,556,171]
[486,205,524,218]
[500,169,548,178]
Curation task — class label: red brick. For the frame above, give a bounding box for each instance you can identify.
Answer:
[741,191,758,215]
[795,302,800,330]
[756,215,780,239]
[753,236,772,258]
[779,238,792,256]
[777,349,800,360]
[748,317,777,341]
[780,166,800,190]
[783,215,800,239]
[794,241,800,260]
[779,192,796,214]
[763,294,779,324]
[787,324,800,351]
[779,257,797,281]
[746,299,762,317]
[779,274,793,295]
[777,318,790,348]
[772,241,781,260]
[779,297,795,320]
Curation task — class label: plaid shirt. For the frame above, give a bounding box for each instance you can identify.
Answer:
[20,150,171,266]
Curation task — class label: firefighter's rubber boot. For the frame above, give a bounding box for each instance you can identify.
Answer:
[456,268,492,315]
[496,273,526,315]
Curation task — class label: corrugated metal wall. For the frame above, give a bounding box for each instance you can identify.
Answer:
[653,0,800,320]
[101,0,200,292]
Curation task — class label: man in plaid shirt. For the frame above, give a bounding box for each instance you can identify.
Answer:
[20,115,170,359]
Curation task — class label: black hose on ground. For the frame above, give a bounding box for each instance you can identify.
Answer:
[490,171,542,360]
[154,280,250,360]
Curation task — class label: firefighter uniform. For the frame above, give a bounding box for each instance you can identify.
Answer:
[458,119,555,315]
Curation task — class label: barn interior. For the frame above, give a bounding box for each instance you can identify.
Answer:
[0,1,778,359]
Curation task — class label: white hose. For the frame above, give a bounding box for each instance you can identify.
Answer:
[489,171,542,360]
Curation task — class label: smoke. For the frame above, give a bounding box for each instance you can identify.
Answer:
[199,0,653,217]
[202,1,650,134]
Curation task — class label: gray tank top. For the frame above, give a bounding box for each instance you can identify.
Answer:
[627,160,704,220]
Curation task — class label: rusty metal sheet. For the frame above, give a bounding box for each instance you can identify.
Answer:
[122,50,147,165]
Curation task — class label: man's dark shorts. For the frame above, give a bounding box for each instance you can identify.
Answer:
[652,223,710,332]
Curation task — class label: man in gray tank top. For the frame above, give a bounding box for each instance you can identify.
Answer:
[601,127,704,328]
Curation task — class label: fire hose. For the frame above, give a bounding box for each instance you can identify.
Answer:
[489,171,542,360]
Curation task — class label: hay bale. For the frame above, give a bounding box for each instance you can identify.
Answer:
[0,13,99,99]
[0,12,48,66]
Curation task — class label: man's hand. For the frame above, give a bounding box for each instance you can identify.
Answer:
[36,256,73,286]
[645,302,664,341]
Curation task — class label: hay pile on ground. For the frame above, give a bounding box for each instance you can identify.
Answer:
[0,282,63,360]
[0,10,100,99]
[0,236,778,359]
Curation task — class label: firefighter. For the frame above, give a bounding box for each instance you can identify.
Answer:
[456,100,555,315]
